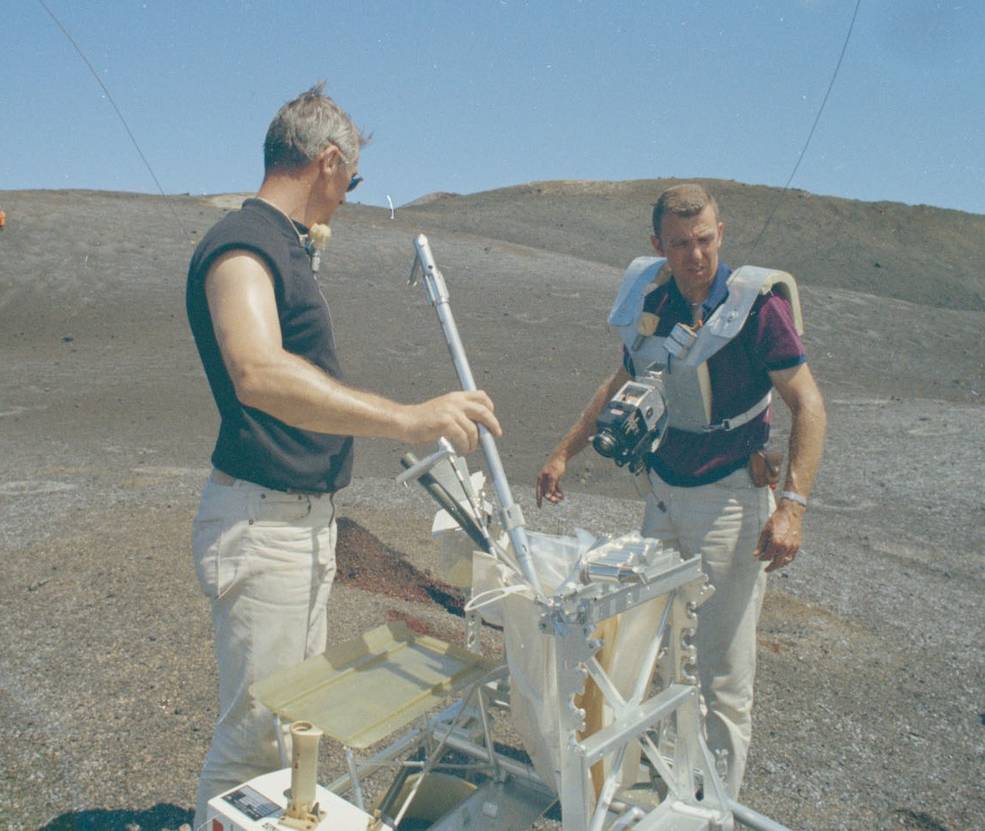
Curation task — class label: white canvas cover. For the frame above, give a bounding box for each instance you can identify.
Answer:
[471,531,668,795]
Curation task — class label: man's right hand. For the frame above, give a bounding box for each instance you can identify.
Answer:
[400,390,501,454]
[533,367,628,508]
[535,454,567,507]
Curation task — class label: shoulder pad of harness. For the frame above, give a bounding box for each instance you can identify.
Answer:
[608,257,668,327]
[727,266,803,335]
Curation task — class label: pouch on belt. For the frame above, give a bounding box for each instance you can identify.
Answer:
[748,448,783,488]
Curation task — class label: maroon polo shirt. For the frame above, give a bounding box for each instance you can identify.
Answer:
[623,264,806,487]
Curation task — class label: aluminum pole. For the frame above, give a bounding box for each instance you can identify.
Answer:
[410,234,543,595]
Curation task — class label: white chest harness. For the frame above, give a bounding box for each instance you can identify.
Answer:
[609,257,804,433]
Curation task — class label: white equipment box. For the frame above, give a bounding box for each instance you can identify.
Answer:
[207,769,380,831]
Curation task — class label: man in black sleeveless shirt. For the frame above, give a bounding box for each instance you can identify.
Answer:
[187,84,501,826]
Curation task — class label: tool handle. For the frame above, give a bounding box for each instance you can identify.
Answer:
[411,235,543,595]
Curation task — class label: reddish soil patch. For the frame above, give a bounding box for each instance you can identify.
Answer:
[384,609,436,635]
[383,609,466,646]
[335,517,465,616]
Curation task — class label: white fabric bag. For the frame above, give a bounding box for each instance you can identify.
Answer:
[474,530,594,793]
[472,531,672,796]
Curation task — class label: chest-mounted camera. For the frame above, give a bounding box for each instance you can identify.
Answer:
[592,372,668,474]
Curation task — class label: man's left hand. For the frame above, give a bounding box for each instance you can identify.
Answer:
[754,500,804,572]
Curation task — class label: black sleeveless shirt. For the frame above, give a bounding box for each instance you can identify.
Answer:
[186,198,353,493]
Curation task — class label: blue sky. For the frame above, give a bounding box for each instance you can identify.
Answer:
[3,1,983,214]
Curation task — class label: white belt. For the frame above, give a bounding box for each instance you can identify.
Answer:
[701,391,772,433]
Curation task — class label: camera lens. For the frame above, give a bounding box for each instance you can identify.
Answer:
[593,432,618,457]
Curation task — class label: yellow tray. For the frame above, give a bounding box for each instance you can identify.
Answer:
[250,622,496,749]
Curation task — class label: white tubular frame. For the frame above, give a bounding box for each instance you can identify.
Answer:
[321,542,792,830]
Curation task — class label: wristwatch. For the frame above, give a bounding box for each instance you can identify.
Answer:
[779,490,807,508]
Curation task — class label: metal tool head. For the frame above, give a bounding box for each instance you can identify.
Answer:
[409,233,435,285]
[395,441,457,486]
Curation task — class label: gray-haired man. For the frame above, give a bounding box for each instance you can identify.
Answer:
[186,84,501,825]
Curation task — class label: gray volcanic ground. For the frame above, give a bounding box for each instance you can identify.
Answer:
[1,181,983,831]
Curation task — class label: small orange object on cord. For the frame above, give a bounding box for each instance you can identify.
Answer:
[0,209,6,229]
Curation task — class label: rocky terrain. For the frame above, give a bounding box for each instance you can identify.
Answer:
[0,181,982,830]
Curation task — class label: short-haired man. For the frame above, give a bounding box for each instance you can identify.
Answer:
[187,84,501,825]
[536,183,826,796]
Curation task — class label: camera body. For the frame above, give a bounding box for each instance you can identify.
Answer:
[592,371,668,473]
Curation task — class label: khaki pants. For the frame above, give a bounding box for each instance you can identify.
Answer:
[191,475,337,829]
[640,466,773,797]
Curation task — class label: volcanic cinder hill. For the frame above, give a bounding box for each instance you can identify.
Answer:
[1,180,982,830]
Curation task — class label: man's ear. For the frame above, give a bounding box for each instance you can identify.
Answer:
[650,233,665,256]
[317,145,343,176]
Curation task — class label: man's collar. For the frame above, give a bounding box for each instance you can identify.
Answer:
[668,262,731,315]
[703,263,731,315]
[246,197,309,235]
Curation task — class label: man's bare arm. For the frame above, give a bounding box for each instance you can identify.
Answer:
[754,362,827,571]
[206,251,501,454]
[535,366,631,506]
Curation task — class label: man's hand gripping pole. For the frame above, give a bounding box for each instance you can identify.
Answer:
[409,235,543,596]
